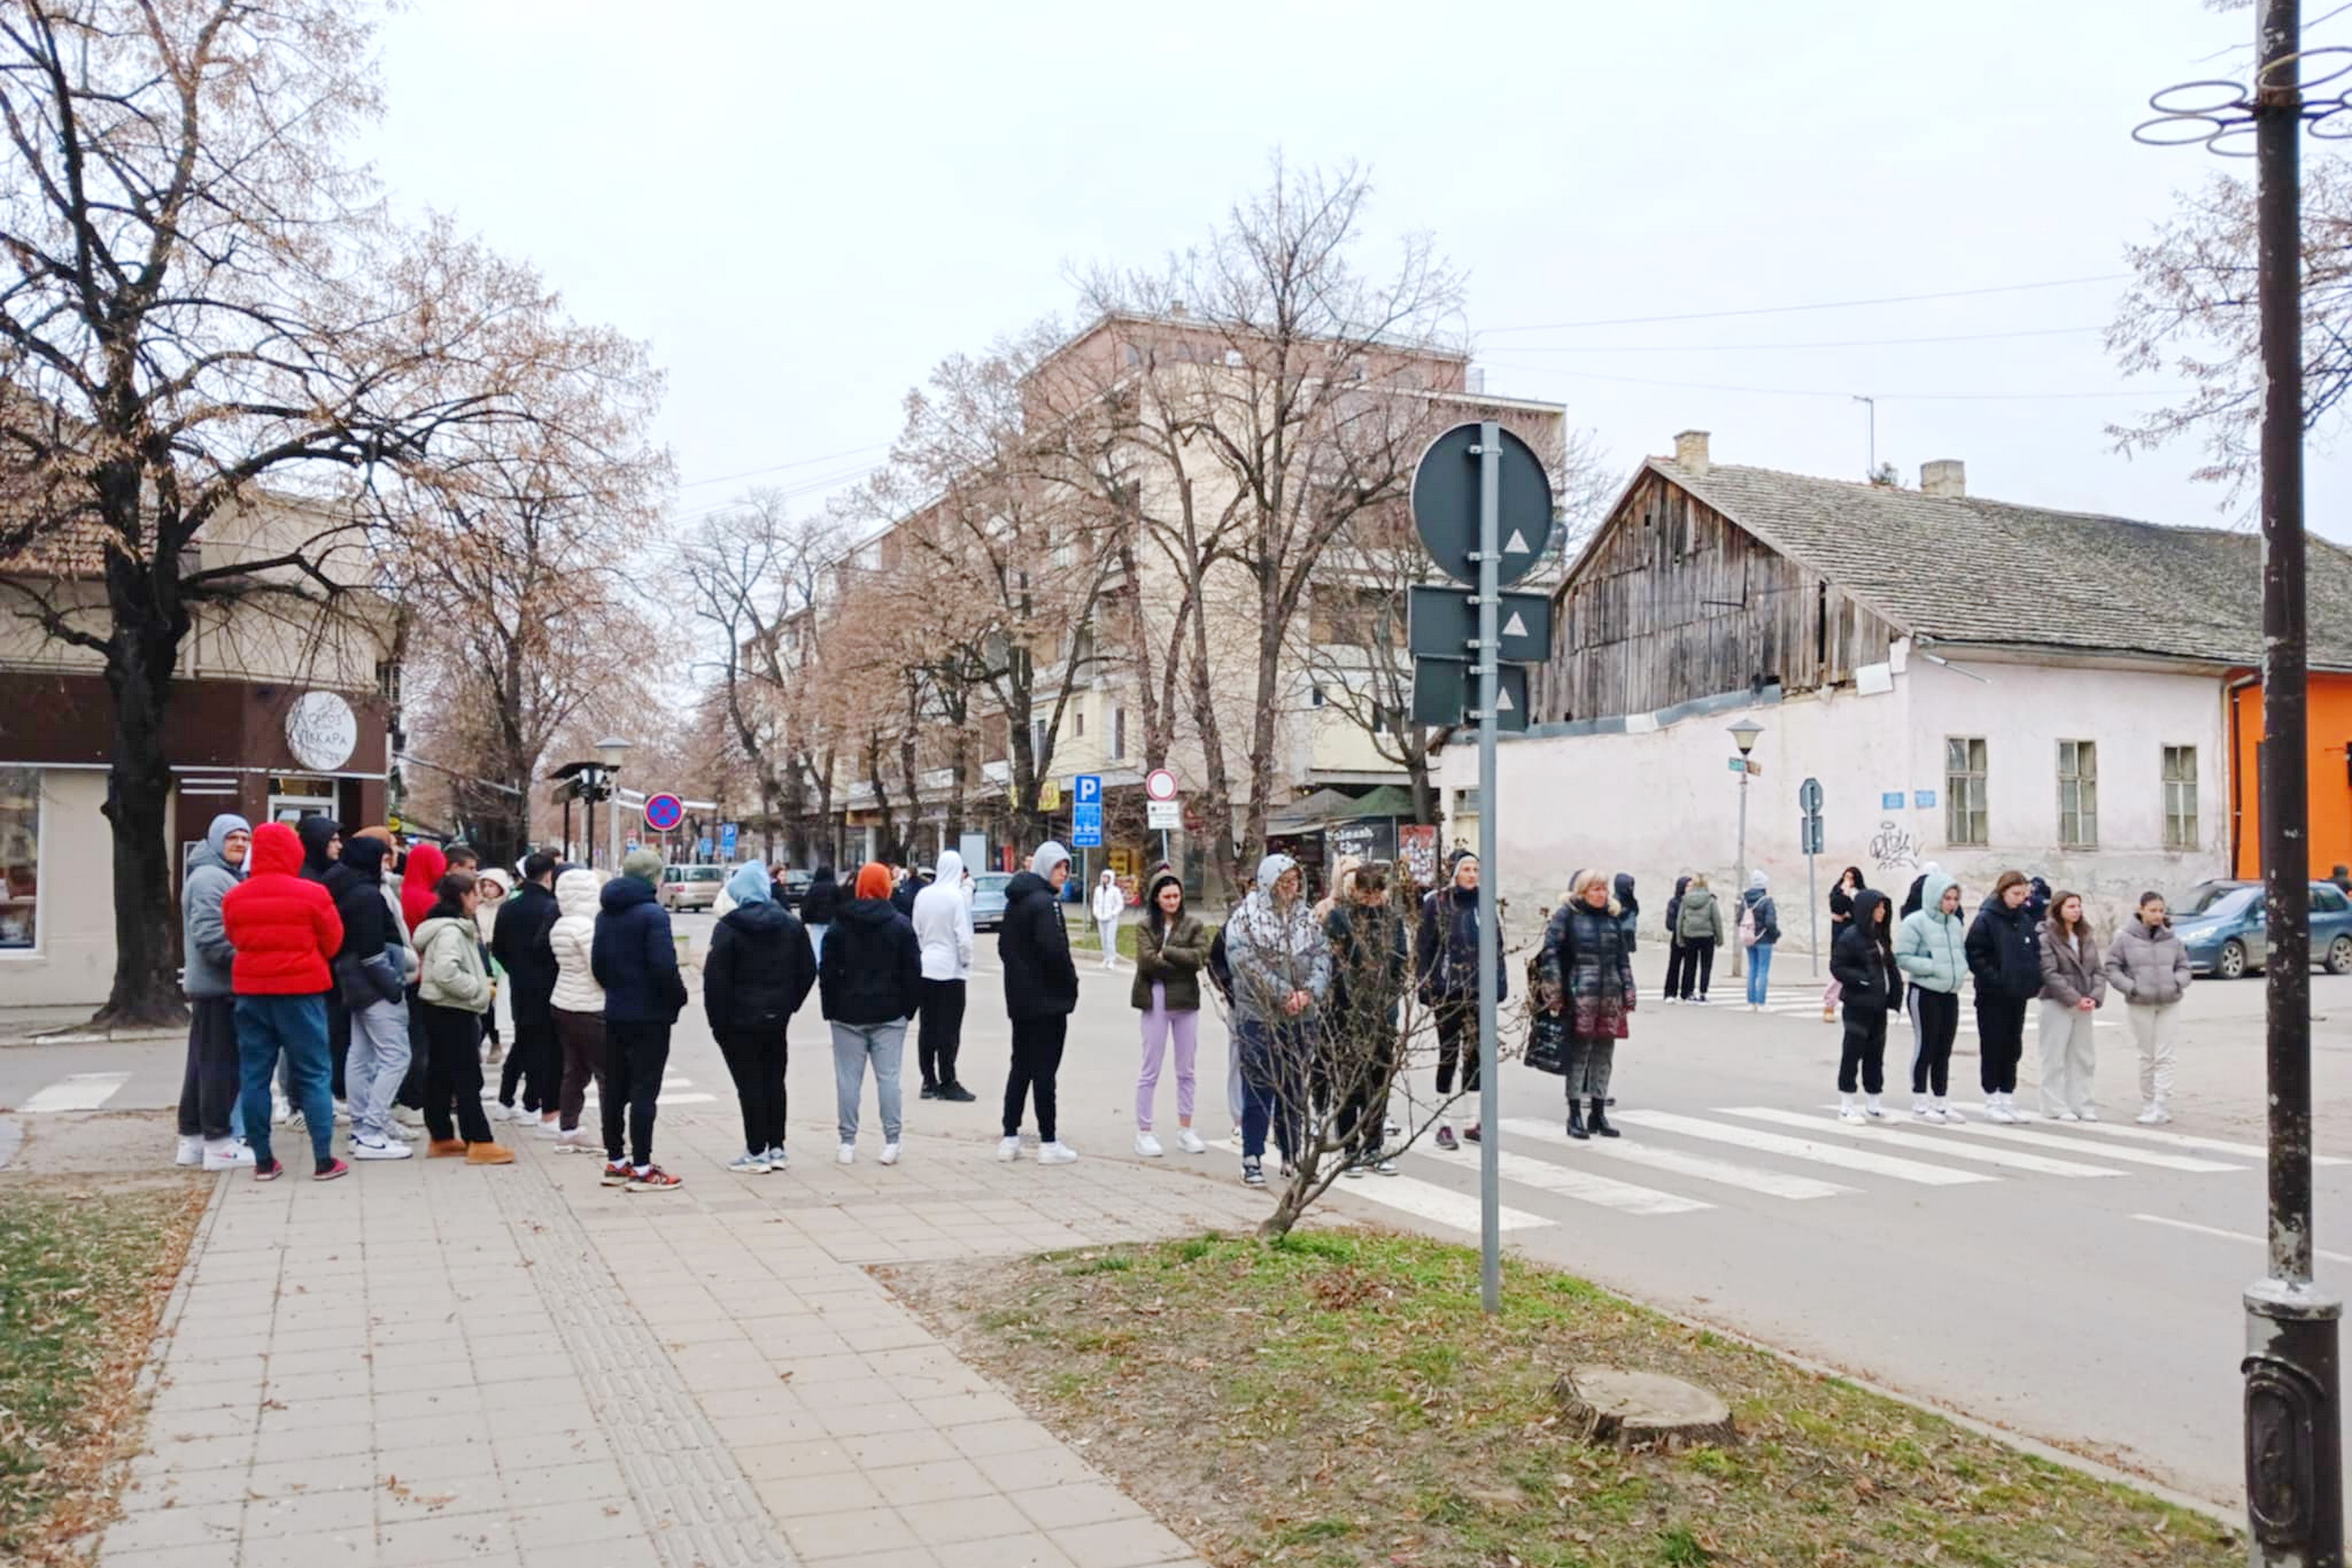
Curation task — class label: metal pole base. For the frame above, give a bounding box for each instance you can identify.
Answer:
[2245,1276,2345,1566]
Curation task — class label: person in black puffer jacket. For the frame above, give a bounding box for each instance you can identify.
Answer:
[801,864,840,964]
[998,842,1080,1163]
[707,861,816,1171]
[491,853,564,1131]
[1830,889,1899,1122]
[818,863,922,1164]
[592,849,690,1188]
[1964,869,2044,1123]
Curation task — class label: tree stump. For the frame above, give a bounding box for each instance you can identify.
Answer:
[1553,1366,1737,1450]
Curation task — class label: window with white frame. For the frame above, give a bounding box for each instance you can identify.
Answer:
[0,768,40,950]
[2163,745,2199,850]
[2058,739,2098,848]
[1945,737,1988,846]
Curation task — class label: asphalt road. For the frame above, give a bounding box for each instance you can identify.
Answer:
[8,911,2348,1511]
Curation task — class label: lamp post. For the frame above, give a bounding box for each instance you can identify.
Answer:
[1728,719,1764,981]
[598,736,631,873]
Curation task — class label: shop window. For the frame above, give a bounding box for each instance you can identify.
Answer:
[0,768,40,950]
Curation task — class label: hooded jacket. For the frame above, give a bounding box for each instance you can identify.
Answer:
[706,863,818,1035]
[181,814,247,1000]
[912,850,975,982]
[221,822,342,996]
[593,869,688,1024]
[1226,852,1333,1026]
[296,815,358,907]
[1894,871,1967,993]
[1900,863,1945,921]
[548,868,605,1014]
[1663,875,1691,941]
[819,870,922,1024]
[1090,875,1124,924]
[1415,859,1507,1004]
[1132,868,1211,1013]
[2104,916,2192,1007]
[1966,893,2045,1001]
[1741,879,1781,944]
[490,878,563,1027]
[417,910,493,1012]
[401,842,448,935]
[1675,883,1727,945]
[1000,843,1079,1019]
[2038,917,2107,1008]
[1830,889,1899,1011]
[332,835,410,1003]
[800,866,840,927]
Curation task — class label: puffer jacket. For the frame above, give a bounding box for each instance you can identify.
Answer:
[1829,890,1899,1011]
[1000,869,1079,1020]
[1675,885,1727,945]
[1227,853,1332,1026]
[1965,895,2044,1000]
[416,913,493,1012]
[705,896,817,1035]
[818,895,922,1024]
[2104,918,2192,1007]
[593,873,688,1024]
[490,879,563,1027]
[2038,921,2108,1007]
[181,814,246,1000]
[1894,872,1967,994]
[220,822,342,996]
[548,868,604,1014]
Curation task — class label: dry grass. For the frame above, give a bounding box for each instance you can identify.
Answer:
[886,1229,2239,1568]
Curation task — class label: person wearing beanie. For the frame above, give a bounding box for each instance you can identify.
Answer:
[705,861,816,1171]
[912,850,977,1102]
[178,814,253,1172]
[1740,869,1781,1011]
[818,862,921,1165]
[220,821,346,1181]
[998,841,1080,1164]
[592,848,689,1189]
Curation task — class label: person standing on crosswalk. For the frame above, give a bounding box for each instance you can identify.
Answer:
[1740,871,1780,1010]
[2103,892,2191,1125]
[2035,891,2106,1122]
[1227,851,1330,1187]
[1670,872,1726,1005]
[1540,868,1636,1140]
[1894,871,1967,1122]
[1964,871,2044,1123]
[1416,848,1507,1148]
[1661,876,1692,1006]
[1832,889,1899,1123]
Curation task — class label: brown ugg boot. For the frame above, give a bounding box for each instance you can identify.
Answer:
[465,1143,515,1166]
[426,1138,468,1158]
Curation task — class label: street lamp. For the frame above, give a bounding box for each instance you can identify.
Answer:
[1728,720,1763,981]
[598,736,631,872]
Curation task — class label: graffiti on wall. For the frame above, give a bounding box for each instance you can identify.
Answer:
[1870,819,1919,874]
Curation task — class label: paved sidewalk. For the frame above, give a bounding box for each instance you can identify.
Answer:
[100,1096,1270,1568]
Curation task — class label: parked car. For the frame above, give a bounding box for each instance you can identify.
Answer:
[2174,879,2352,978]
[778,869,812,911]
[971,872,1011,931]
[657,863,727,911]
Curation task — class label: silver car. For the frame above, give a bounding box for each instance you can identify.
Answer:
[971,872,1012,931]
[657,864,727,911]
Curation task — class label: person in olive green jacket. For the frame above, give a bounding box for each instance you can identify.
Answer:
[1131,867,1210,1158]
[413,871,511,1164]
[1672,874,1727,1003]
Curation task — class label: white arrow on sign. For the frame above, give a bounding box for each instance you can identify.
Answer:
[1502,528,1532,554]
[1502,610,1528,638]
[1495,687,1515,711]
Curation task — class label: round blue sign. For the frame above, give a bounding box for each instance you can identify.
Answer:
[643,792,683,832]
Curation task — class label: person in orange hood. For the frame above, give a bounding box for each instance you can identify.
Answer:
[401,841,448,934]
[221,822,345,1181]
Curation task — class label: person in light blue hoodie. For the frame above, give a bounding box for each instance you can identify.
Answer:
[1894,869,1967,1123]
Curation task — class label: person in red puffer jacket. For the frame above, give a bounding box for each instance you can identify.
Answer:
[222,822,345,1182]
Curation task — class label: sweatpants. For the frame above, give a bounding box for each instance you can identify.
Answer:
[2128,1002,2181,1107]
[2038,999,2100,1117]
[177,996,240,1141]
[603,1020,670,1168]
[1433,998,1481,1098]
[344,996,411,1143]
[1908,988,1960,1096]
[549,1006,607,1133]
[916,978,966,1089]
[1003,1014,1068,1142]
[420,1003,494,1145]
[499,1017,556,1113]
[1677,942,1714,1001]
[1975,993,2030,1095]
[832,1020,906,1144]
[1136,984,1199,1131]
[1836,1004,1889,1095]
[716,1025,788,1154]
[1237,1016,1308,1165]
[235,993,334,1171]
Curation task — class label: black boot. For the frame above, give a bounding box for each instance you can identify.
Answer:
[1588,1098,1619,1138]
[1566,1100,1589,1140]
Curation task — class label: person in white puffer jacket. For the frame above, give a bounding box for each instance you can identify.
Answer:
[546,867,607,1150]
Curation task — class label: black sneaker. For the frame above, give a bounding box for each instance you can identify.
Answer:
[919,1084,940,1100]
[1241,1159,1266,1188]
[937,1083,977,1103]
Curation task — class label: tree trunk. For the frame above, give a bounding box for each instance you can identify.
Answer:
[1184,561,1238,892]
[95,617,188,1029]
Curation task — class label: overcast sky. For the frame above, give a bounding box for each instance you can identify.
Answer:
[364,0,2344,541]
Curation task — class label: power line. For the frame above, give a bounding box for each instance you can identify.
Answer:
[673,443,889,491]
[1473,362,2189,403]
[1486,325,2104,355]
[1480,273,2130,335]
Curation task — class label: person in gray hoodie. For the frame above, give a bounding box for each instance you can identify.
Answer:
[178,814,254,1171]
[1893,870,1967,1123]
[1224,851,1331,1188]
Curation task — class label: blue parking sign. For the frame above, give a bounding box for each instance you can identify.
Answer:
[719,822,738,858]
[1075,774,1101,805]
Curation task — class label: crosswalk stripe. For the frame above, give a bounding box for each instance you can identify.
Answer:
[1941,1119,2243,1172]
[1335,1174,1551,1233]
[19,1072,130,1114]
[1498,1117,1852,1200]
[1469,1148,1712,1215]
[2062,1120,2351,1167]
[1724,1107,2124,1178]
[1613,1109,1995,1186]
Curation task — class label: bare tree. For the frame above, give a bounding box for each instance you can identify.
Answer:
[0,2,650,1023]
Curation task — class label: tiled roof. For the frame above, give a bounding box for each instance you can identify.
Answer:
[1649,458,2352,670]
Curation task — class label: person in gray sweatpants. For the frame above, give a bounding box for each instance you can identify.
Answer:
[817,863,922,1164]
[334,836,417,1156]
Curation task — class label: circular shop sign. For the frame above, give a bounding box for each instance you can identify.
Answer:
[643,792,684,832]
[285,691,358,773]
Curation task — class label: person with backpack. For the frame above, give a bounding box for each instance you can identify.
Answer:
[2036,890,2107,1122]
[2103,891,2193,1125]
[1740,871,1780,1010]
[1416,849,1507,1148]
[706,862,817,1172]
[414,870,512,1165]
[819,863,920,1165]
[1671,873,1726,1004]
[592,848,690,1190]
[1133,866,1213,1158]
[1894,870,1968,1122]
[998,842,1081,1164]
[1964,869,2044,1123]
[1832,889,1899,1123]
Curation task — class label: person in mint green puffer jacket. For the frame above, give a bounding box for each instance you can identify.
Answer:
[1894,870,1967,1122]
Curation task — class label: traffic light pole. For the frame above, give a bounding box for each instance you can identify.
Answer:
[1474,420,1502,1317]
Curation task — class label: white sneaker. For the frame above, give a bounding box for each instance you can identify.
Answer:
[351,1136,413,1161]
[2079,1107,2100,1123]
[201,1138,255,1171]
[766,1145,788,1169]
[1913,1097,1933,1119]
[1176,1128,1208,1155]
[1038,1142,1079,1165]
[1936,1098,1962,1124]
[1135,1132,1164,1158]
[727,1151,771,1174]
[836,1144,855,1165]
[1228,1128,1243,1148]
[1864,1094,1885,1119]
[2052,1109,2080,1122]
[535,1117,564,1137]
[1988,1097,2019,1124]
[2137,1102,2172,1125]
[270,1090,292,1125]
[996,1135,1023,1162]
[880,1142,900,1166]
[1837,1096,1866,1125]
[553,1126,596,1152]
[1918,1102,1947,1124]
[175,1134,204,1167]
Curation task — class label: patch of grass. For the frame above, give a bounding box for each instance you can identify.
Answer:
[896,1229,2239,1568]
[0,1183,207,1564]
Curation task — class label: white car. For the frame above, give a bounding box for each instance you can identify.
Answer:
[657,863,727,911]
